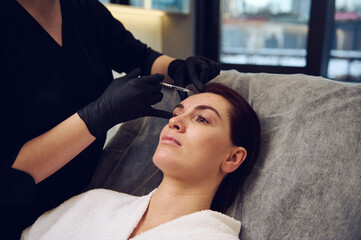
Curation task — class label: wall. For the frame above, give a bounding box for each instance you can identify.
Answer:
[105,4,164,52]
[105,3,194,59]
[162,4,195,59]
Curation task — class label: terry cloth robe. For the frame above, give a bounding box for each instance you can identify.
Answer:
[21,189,241,240]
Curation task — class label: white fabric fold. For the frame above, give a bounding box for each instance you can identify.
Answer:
[21,189,240,240]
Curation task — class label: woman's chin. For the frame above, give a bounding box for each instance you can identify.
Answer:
[152,148,180,172]
[153,148,171,164]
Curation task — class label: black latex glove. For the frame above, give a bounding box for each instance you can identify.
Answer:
[168,56,221,100]
[78,68,172,138]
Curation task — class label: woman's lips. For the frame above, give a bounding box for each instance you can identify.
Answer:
[161,135,181,146]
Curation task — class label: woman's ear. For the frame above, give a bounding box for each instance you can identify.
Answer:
[221,147,247,173]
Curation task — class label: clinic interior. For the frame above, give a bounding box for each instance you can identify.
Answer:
[105,0,361,83]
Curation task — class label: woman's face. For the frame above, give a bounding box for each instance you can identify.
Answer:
[153,92,236,184]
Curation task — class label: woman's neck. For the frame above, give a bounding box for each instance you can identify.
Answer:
[130,178,219,238]
[151,183,214,217]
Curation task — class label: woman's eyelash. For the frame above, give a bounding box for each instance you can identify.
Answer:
[195,115,208,124]
[172,113,209,124]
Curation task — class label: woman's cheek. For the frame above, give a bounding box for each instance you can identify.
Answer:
[193,129,219,147]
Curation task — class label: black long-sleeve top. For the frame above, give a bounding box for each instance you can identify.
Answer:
[0,0,161,238]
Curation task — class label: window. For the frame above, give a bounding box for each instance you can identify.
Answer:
[328,0,361,82]
[110,0,190,13]
[196,0,361,83]
[221,0,311,67]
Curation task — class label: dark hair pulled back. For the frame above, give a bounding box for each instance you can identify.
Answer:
[205,82,261,214]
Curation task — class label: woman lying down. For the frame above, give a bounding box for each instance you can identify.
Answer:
[21,83,261,240]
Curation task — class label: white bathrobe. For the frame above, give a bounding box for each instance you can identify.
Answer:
[21,189,240,240]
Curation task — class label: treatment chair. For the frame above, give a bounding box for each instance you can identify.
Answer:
[88,70,361,240]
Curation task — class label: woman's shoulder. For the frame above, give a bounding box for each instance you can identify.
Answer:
[201,210,241,237]
[72,188,140,205]
[186,210,241,236]
[22,189,155,239]
[68,188,156,210]
[134,209,240,240]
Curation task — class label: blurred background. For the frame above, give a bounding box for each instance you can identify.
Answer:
[100,0,361,83]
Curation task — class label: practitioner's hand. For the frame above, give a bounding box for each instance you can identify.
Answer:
[78,68,172,138]
[168,56,221,100]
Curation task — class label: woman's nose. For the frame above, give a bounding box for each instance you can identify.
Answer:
[169,116,184,132]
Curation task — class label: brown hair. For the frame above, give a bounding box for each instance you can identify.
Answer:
[204,82,261,214]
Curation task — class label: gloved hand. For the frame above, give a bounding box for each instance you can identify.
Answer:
[168,56,221,100]
[78,68,172,138]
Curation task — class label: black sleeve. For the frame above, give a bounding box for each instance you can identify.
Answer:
[0,62,37,240]
[0,43,36,206]
[0,168,36,205]
[95,1,162,75]
[0,102,36,206]
[0,4,37,238]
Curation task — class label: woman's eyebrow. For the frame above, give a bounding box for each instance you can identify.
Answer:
[174,103,184,109]
[173,103,222,120]
[195,105,222,119]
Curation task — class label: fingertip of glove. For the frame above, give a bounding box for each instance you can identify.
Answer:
[193,83,204,93]
[148,73,165,82]
[155,91,163,103]
[177,90,188,101]
[213,62,222,73]
[155,73,165,79]
[168,59,184,78]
